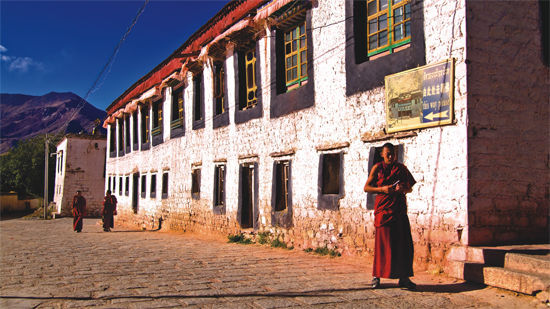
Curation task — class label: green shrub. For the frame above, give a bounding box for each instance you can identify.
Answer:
[257,231,271,244]
[306,246,341,257]
[227,234,253,244]
[270,238,287,249]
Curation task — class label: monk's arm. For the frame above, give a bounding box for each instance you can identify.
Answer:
[363,165,392,194]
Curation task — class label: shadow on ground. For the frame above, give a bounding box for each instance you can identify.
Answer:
[0,283,486,302]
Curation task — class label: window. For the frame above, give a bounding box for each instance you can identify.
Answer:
[274,161,290,212]
[150,174,157,198]
[108,176,112,192]
[125,115,131,152]
[317,152,344,211]
[272,160,293,228]
[193,72,205,129]
[125,176,129,196]
[132,111,139,150]
[111,176,116,192]
[213,164,225,208]
[162,172,168,199]
[141,174,147,198]
[119,176,123,196]
[152,99,162,136]
[117,118,124,155]
[57,151,63,173]
[109,124,116,157]
[171,87,184,128]
[345,0,424,95]
[213,62,226,115]
[366,0,411,57]
[191,168,201,199]
[235,44,263,124]
[140,105,150,147]
[322,154,341,195]
[284,22,308,89]
[270,5,314,119]
[241,48,257,110]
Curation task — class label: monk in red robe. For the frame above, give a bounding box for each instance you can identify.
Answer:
[72,190,86,233]
[364,143,416,290]
[102,190,117,232]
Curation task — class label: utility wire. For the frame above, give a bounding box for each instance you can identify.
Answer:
[55,0,150,138]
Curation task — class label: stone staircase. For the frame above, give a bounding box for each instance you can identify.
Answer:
[445,244,550,302]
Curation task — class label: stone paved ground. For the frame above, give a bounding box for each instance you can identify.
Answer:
[0,217,545,308]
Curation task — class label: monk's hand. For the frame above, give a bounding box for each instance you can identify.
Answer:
[381,185,394,194]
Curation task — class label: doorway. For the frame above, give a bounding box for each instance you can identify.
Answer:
[132,173,139,213]
[239,163,256,229]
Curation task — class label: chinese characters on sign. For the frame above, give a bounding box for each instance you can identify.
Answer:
[385,59,454,133]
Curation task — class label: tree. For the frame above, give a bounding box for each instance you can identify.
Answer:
[0,134,60,199]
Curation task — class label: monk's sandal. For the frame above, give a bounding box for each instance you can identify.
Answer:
[371,277,380,289]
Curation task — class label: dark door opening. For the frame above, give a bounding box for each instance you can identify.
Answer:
[132,173,139,213]
[240,164,254,228]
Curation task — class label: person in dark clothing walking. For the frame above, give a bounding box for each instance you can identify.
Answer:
[72,190,86,233]
[102,190,117,232]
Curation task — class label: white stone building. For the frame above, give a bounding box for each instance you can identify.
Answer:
[53,134,107,217]
[103,0,549,269]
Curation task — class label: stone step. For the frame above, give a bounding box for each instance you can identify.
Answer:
[482,266,550,296]
[445,259,550,295]
[504,253,550,276]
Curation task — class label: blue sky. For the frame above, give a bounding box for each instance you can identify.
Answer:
[0,0,229,111]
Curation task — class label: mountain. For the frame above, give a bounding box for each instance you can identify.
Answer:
[0,92,106,153]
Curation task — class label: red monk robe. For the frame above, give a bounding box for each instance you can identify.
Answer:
[102,191,117,232]
[72,192,86,232]
[371,160,416,279]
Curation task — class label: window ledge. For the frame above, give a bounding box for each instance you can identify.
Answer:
[270,149,296,157]
[361,130,417,143]
[316,142,350,152]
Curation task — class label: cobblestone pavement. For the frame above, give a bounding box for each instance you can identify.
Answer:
[0,217,544,308]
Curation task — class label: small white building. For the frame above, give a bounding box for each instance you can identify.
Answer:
[53,134,106,217]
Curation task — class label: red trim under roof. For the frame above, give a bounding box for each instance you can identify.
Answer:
[106,0,267,115]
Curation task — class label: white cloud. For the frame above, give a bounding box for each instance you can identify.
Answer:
[0,45,7,53]
[1,55,12,62]
[8,57,44,73]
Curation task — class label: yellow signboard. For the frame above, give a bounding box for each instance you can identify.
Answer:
[385,59,455,133]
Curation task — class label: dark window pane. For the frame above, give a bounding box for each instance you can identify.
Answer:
[405,21,411,37]
[394,7,403,23]
[379,14,387,30]
[380,0,388,10]
[300,51,306,63]
[368,0,377,15]
[379,30,388,46]
[394,24,403,41]
[247,64,254,88]
[369,19,378,34]
[322,154,341,195]
[369,35,378,49]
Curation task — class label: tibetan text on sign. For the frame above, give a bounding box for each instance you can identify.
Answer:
[384,59,454,133]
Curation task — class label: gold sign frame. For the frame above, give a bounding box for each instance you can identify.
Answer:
[385,59,455,133]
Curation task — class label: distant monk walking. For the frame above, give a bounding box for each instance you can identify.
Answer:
[102,190,117,232]
[72,190,86,233]
[363,143,417,290]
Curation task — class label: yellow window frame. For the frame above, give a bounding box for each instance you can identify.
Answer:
[244,48,257,110]
[284,21,307,87]
[213,64,225,114]
[366,0,411,56]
